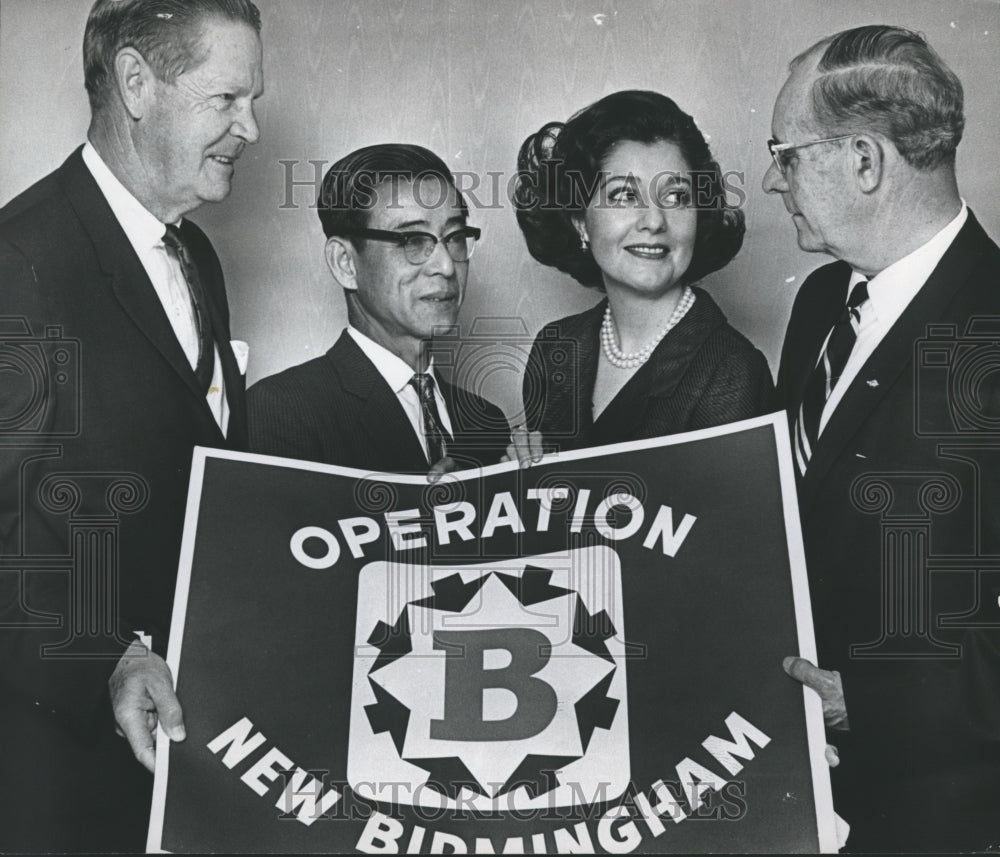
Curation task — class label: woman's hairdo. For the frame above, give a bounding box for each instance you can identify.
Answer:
[513,89,745,290]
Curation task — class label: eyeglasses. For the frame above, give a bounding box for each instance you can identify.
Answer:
[338,226,481,264]
[767,134,856,175]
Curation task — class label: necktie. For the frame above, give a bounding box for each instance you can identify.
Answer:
[162,224,215,394]
[409,373,451,464]
[794,280,869,475]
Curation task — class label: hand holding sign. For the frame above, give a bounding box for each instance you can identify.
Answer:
[109,639,186,772]
[501,425,545,468]
[149,419,840,853]
[429,426,543,483]
[783,656,849,731]
[427,456,458,484]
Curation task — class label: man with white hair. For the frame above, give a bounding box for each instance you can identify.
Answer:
[0,0,263,849]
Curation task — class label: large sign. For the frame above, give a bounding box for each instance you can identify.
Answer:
[148,414,836,853]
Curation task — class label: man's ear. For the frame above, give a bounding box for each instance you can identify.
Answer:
[852,134,885,193]
[325,236,359,291]
[115,48,154,120]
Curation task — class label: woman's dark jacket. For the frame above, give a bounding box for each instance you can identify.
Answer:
[522,288,775,450]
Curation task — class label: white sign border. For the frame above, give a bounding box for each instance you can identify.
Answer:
[146,411,838,853]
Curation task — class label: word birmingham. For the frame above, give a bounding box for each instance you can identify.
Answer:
[289,488,698,571]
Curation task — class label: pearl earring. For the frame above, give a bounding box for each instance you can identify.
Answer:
[580,235,590,251]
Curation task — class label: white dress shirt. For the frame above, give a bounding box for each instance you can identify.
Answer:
[346,326,454,461]
[819,202,968,434]
[82,142,230,435]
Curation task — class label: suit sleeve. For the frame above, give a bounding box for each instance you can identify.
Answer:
[838,358,1000,750]
[483,399,513,463]
[0,239,124,734]
[776,291,808,413]
[186,224,248,444]
[776,265,840,413]
[0,243,41,553]
[690,345,776,428]
[521,332,548,434]
[247,378,323,462]
[444,382,511,469]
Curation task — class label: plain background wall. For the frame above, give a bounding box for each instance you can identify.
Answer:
[2,0,998,418]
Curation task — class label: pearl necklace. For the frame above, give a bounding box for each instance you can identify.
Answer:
[600,286,696,370]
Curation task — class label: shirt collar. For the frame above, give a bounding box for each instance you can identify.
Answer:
[853,201,968,322]
[346,326,435,394]
[82,141,173,251]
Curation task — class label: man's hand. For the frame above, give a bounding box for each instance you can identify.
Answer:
[501,425,544,468]
[783,655,849,731]
[109,639,185,772]
[427,456,459,483]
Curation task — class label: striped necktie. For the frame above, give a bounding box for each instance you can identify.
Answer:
[162,224,215,394]
[409,373,451,464]
[794,280,869,476]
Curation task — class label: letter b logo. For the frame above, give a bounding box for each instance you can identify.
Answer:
[430,628,558,741]
[349,551,630,811]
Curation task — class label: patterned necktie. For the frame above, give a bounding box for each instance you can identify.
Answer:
[162,224,215,394]
[409,373,451,464]
[794,280,869,476]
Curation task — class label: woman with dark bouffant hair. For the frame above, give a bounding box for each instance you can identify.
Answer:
[514,90,774,450]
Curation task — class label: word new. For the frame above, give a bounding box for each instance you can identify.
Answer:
[207,717,340,827]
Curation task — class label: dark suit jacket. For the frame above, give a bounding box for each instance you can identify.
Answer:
[0,148,246,850]
[247,330,511,472]
[777,212,1000,852]
[523,287,775,450]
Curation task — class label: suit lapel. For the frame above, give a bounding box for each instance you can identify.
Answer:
[800,215,989,513]
[213,317,247,449]
[593,288,719,437]
[184,222,247,447]
[574,304,602,439]
[639,287,720,400]
[784,263,852,430]
[331,332,428,469]
[60,150,224,437]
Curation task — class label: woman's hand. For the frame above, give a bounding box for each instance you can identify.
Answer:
[501,425,545,468]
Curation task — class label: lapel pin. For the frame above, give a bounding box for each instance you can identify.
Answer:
[866,379,879,388]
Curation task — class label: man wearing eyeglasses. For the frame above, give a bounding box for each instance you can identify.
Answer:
[763,25,1000,852]
[248,143,521,476]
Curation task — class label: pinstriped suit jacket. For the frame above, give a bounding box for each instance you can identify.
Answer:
[523,287,775,451]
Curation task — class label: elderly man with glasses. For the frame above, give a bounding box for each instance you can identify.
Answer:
[249,143,524,476]
[764,25,1000,852]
